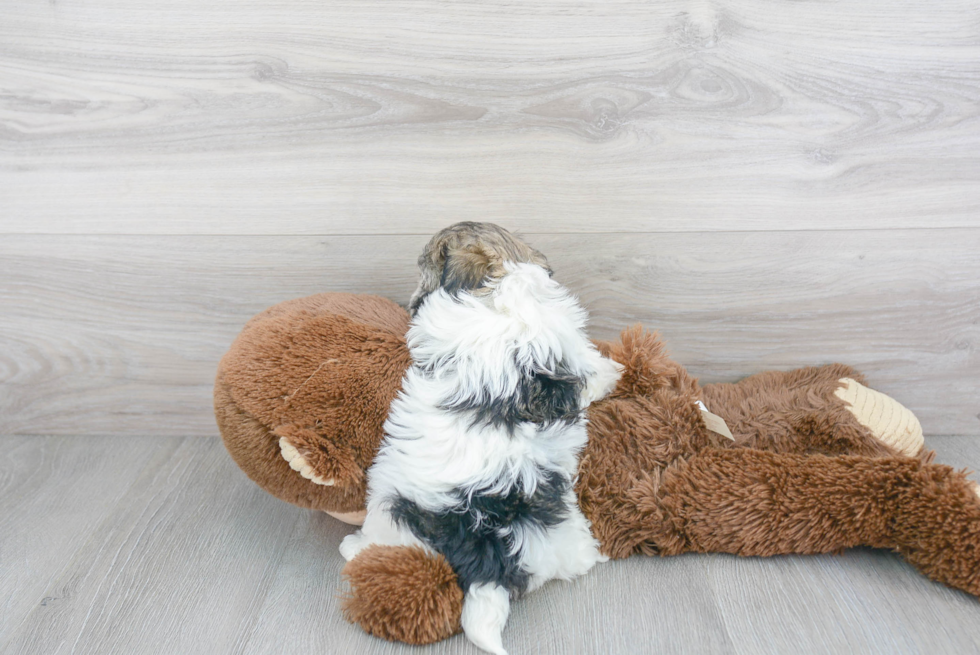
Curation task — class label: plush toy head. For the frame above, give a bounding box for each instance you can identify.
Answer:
[214,293,411,522]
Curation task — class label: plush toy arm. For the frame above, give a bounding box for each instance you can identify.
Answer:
[658,448,980,598]
[700,365,923,458]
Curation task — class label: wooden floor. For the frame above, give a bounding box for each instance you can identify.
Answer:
[2,435,979,655]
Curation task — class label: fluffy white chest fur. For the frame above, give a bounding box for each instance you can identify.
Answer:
[340,263,621,655]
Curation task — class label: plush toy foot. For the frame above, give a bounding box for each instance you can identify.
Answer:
[342,545,463,645]
[889,466,980,598]
[834,378,923,457]
[279,436,336,486]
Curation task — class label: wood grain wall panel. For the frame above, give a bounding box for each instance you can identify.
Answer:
[2,230,977,437]
[2,0,979,234]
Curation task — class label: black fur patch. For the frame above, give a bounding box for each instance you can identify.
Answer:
[389,470,570,594]
[444,364,584,431]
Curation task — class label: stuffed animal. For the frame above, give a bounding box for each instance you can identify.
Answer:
[215,292,980,647]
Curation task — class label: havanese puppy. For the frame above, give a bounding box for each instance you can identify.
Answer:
[340,222,622,655]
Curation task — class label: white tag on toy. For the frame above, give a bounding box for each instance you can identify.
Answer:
[696,400,734,441]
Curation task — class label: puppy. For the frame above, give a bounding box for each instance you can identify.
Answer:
[340,222,621,655]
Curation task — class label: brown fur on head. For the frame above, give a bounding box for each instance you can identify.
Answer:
[408,222,551,315]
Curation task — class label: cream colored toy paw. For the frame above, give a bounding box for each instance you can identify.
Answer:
[279,436,337,486]
[834,378,924,457]
[279,437,368,525]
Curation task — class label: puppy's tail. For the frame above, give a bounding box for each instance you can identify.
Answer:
[461,582,511,655]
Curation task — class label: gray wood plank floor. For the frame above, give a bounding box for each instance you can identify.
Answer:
[3,435,979,655]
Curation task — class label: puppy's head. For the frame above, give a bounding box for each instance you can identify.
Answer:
[409,222,550,315]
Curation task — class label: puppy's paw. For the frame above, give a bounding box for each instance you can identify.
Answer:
[582,357,623,406]
[340,532,368,561]
[279,436,336,486]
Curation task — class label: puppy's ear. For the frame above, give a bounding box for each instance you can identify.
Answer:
[440,243,501,296]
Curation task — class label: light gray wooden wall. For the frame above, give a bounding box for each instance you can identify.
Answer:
[2,0,979,436]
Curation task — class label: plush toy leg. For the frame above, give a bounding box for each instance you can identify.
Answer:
[700,365,919,458]
[341,545,463,645]
[341,454,980,648]
[656,449,980,598]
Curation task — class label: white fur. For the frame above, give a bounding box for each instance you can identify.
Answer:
[341,262,619,654]
[517,496,608,593]
[461,583,511,655]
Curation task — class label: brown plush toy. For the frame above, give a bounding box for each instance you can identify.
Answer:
[215,292,980,647]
